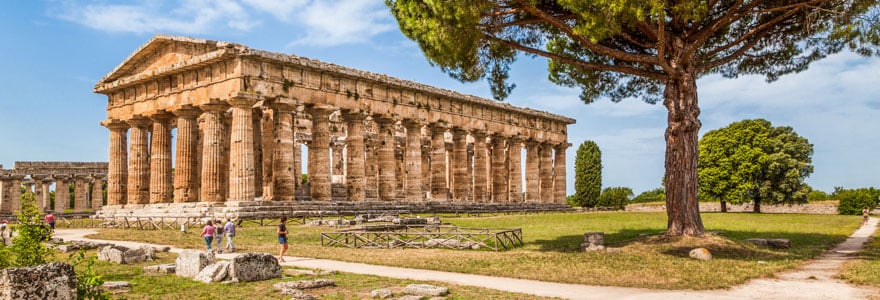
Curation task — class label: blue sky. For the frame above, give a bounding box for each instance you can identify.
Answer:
[1,1,878,195]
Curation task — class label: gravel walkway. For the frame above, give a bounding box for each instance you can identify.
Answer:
[54,217,880,300]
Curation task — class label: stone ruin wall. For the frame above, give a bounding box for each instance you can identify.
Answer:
[0,162,108,215]
[94,35,575,219]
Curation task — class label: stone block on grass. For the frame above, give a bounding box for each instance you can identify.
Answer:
[175,250,215,279]
[229,253,281,282]
[402,284,449,297]
[194,261,230,283]
[0,262,77,300]
[689,248,712,260]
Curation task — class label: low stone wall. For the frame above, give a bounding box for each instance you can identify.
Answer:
[627,202,839,214]
[0,262,77,300]
[95,201,573,220]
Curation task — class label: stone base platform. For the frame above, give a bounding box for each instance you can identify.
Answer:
[94,201,573,221]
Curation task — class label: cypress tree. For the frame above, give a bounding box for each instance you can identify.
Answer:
[574,141,601,207]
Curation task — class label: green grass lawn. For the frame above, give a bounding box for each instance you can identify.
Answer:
[88,212,862,290]
[51,250,554,299]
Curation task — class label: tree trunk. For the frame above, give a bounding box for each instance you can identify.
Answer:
[663,73,705,236]
[754,199,761,213]
[720,200,727,213]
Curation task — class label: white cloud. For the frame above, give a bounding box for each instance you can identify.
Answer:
[287,0,394,47]
[53,0,394,47]
[56,0,256,34]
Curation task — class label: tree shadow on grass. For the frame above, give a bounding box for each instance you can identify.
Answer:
[532,229,849,262]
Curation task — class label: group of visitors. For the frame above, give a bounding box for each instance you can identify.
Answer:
[199,216,289,263]
[200,219,236,253]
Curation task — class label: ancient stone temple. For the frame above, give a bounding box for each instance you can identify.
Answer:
[94,35,575,219]
[0,162,108,215]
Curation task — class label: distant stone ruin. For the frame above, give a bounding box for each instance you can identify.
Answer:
[0,161,108,215]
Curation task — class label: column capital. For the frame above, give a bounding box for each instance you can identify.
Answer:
[268,97,297,111]
[428,122,448,132]
[30,174,48,180]
[450,127,468,135]
[508,136,524,144]
[228,91,262,107]
[74,174,90,180]
[91,173,106,180]
[0,174,10,181]
[126,115,151,128]
[372,114,396,124]
[172,105,202,118]
[149,110,175,122]
[9,174,25,181]
[471,130,487,139]
[525,139,540,147]
[200,100,230,112]
[555,142,572,150]
[402,119,425,129]
[305,104,336,117]
[100,119,129,130]
[491,134,508,144]
[341,109,369,122]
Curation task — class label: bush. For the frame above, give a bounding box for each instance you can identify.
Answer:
[632,188,666,203]
[597,187,633,210]
[69,250,108,300]
[807,190,830,201]
[837,187,880,215]
[9,192,53,267]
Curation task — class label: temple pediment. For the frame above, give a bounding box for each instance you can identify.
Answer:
[96,35,235,87]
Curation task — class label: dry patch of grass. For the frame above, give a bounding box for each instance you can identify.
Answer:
[840,235,880,287]
[89,212,862,290]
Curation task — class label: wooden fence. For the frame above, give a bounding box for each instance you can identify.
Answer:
[320,225,523,251]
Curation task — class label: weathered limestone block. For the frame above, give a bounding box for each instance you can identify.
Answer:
[175,250,216,279]
[393,217,427,225]
[97,245,154,264]
[371,288,393,299]
[0,262,77,300]
[689,248,712,260]
[101,281,131,294]
[194,261,230,283]
[228,253,281,282]
[274,279,335,290]
[402,284,449,297]
[143,264,176,274]
[745,238,791,249]
[581,232,606,252]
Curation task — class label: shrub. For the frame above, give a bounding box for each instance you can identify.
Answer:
[837,187,880,215]
[597,187,633,210]
[632,188,666,203]
[807,190,830,201]
[69,250,108,300]
[9,192,53,267]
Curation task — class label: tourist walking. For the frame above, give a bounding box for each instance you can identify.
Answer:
[201,220,216,252]
[44,212,55,233]
[277,216,288,262]
[863,207,871,225]
[0,220,8,245]
[214,219,224,253]
[224,219,236,253]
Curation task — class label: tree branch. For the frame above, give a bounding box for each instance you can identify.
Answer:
[702,6,805,59]
[485,34,668,80]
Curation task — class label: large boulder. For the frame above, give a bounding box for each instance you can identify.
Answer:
[0,262,77,300]
[689,248,713,260]
[746,238,791,249]
[194,261,230,283]
[581,232,606,252]
[229,253,281,282]
[176,250,216,279]
[97,245,154,264]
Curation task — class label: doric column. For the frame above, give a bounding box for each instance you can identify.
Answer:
[126,116,151,204]
[31,175,48,209]
[173,106,201,203]
[228,95,260,202]
[24,179,35,196]
[0,175,11,213]
[525,140,540,202]
[54,176,70,213]
[421,140,431,194]
[271,99,297,201]
[9,175,22,212]
[91,174,105,209]
[508,137,523,202]
[331,143,345,182]
[149,111,174,204]
[261,107,275,199]
[375,116,397,201]
[307,105,334,201]
[540,142,554,203]
[41,178,53,211]
[364,137,379,200]
[491,135,509,202]
[102,119,128,206]
[451,128,470,201]
[253,107,264,199]
[554,143,569,203]
[293,112,302,194]
[471,131,489,202]
[429,123,448,200]
[199,102,229,203]
[73,174,89,211]
[404,120,424,201]
[342,110,367,201]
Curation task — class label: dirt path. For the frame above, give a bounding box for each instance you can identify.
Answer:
[54,218,880,300]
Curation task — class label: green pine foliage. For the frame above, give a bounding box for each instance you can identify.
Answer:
[836,187,880,215]
[9,192,52,267]
[597,187,633,210]
[573,140,601,207]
